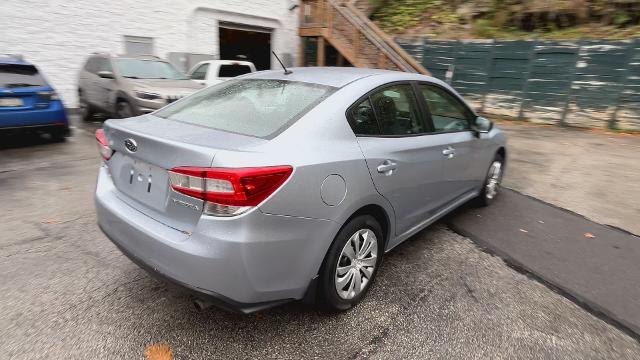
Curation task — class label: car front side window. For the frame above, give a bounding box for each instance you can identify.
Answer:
[419,84,472,132]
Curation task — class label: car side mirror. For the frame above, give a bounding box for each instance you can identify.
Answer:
[472,116,493,136]
[97,70,114,79]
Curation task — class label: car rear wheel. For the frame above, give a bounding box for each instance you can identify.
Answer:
[115,100,134,119]
[476,154,504,206]
[319,215,383,311]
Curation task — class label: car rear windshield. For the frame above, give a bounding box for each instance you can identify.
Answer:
[218,64,252,78]
[0,64,48,88]
[155,79,335,139]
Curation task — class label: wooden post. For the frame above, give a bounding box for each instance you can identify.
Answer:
[318,37,326,66]
[318,0,324,26]
[327,3,333,37]
[299,37,306,66]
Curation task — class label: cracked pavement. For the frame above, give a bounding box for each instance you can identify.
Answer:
[1,118,639,359]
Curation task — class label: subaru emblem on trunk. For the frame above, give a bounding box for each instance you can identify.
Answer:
[124,138,138,153]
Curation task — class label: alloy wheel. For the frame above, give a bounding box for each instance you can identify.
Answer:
[485,160,502,200]
[335,228,378,300]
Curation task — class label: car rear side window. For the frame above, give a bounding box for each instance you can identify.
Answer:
[155,79,335,139]
[349,98,379,135]
[218,64,252,77]
[371,84,424,135]
[0,64,48,88]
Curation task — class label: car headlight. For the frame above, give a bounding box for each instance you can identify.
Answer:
[134,91,162,100]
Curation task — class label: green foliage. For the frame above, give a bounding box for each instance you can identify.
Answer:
[371,0,640,39]
[613,12,631,27]
[371,0,453,32]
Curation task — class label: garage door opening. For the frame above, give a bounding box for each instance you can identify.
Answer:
[219,25,271,71]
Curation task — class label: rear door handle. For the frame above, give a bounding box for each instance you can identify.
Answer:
[442,146,456,158]
[377,160,397,175]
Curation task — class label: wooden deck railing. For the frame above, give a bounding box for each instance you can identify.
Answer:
[299,0,429,75]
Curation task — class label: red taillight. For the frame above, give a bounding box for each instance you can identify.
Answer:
[168,166,293,216]
[95,129,114,160]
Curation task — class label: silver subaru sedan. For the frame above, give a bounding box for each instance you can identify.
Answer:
[95,67,506,313]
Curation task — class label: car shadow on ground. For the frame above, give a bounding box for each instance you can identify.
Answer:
[0,132,66,150]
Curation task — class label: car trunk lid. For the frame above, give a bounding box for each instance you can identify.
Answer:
[103,115,267,233]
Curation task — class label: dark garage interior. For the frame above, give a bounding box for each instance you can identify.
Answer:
[219,25,271,71]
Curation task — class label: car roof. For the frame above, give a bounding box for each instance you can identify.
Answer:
[0,55,31,66]
[199,60,255,66]
[243,67,429,88]
[114,55,167,61]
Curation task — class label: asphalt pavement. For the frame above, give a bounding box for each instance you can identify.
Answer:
[448,188,640,337]
[1,117,639,359]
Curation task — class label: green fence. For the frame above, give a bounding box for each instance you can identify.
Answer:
[398,38,640,131]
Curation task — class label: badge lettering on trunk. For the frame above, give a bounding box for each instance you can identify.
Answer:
[172,198,199,211]
[124,138,138,153]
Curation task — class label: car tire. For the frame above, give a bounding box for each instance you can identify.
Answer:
[475,153,504,207]
[115,100,134,119]
[78,92,94,121]
[318,215,383,311]
[49,127,69,142]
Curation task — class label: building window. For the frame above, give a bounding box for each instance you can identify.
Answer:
[123,36,154,56]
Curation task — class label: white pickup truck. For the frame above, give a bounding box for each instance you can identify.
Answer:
[187,60,256,87]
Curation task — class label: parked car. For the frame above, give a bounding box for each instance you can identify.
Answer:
[95,67,506,313]
[0,55,69,139]
[78,54,203,120]
[187,60,256,86]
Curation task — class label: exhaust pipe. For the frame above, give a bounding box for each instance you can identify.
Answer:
[193,298,213,311]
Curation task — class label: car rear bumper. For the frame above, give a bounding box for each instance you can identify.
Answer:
[95,166,336,312]
[0,100,68,129]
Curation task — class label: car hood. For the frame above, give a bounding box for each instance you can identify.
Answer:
[129,79,204,96]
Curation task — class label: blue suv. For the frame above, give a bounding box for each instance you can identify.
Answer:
[0,55,69,139]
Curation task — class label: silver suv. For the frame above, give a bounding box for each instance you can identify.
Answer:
[77,54,203,119]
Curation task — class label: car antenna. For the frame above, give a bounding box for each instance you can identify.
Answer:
[272,51,292,75]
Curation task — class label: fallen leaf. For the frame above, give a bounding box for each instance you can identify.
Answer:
[584,232,595,238]
[519,229,528,233]
[144,344,173,360]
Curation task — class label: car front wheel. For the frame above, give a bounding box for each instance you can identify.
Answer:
[476,154,504,206]
[115,100,134,119]
[319,215,383,311]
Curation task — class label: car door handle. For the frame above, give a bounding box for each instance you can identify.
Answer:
[377,160,397,175]
[442,146,456,158]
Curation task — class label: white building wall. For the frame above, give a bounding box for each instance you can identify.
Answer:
[0,0,299,107]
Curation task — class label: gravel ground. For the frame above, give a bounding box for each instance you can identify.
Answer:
[1,119,638,359]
